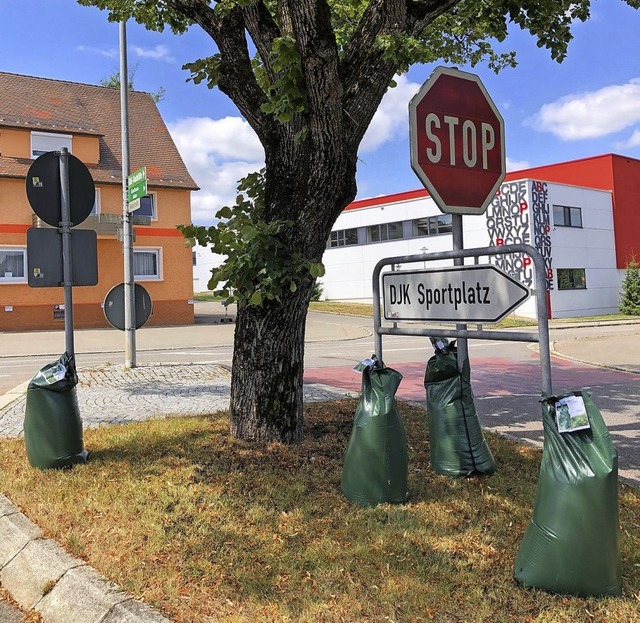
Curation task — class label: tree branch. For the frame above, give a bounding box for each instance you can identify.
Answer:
[287,1,344,154]
[168,0,273,136]
[242,2,281,85]
[340,0,460,148]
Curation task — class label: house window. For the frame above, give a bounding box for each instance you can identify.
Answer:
[0,248,27,282]
[192,251,197,266]
[327,228,358,248]
[557,268,586,290]
[367,221,404,243]
[411,214,453,237]
[133,248,162,280]
[91,189,100,216]
[553,205,582,228]
[31,132,72,159]
[136,192,157,220]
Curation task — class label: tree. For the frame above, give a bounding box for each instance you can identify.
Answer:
[77,0,639,443]
[99,64,166,101]
[620,257,640,315]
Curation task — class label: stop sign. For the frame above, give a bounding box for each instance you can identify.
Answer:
[409,66,505,215]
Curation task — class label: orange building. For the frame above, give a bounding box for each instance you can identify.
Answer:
[0,72,198,331]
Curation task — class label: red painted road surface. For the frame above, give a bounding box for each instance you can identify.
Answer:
[305,355,637,402]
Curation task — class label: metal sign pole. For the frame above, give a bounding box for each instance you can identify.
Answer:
[452,214,467,371]
[58,148,75,358]
[372,244,552,395]
[120,19,136,368]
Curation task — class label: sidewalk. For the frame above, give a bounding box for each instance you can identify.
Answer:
[0,301,371,359]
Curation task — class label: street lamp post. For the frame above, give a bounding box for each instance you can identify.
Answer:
[120,19,136,368]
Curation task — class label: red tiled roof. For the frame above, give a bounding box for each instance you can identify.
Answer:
[0,72,198,190]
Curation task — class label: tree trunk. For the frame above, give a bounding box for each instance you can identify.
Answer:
[229,282,312,443]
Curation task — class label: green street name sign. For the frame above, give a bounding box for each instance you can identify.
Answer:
[127,166,147,212]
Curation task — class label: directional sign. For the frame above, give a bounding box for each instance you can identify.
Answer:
[127,166,147,212]
[409,66,505,215]
[383,264,529,323]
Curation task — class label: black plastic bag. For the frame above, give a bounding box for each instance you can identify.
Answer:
[341,358,409,507]
[514,390,620,597]
[24,352,88,470]
[424,339,496,476]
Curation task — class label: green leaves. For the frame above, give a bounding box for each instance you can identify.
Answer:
[183,55,222,90]
[260,36,307,123]
[620,257,640,315]
[178,170,323,309]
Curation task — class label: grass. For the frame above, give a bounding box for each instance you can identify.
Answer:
[193,291,225,302]
[1,401,639,622]
[310,301,375,316]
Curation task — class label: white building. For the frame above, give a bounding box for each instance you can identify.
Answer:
[321,154,639,319]
[192,243,225,293]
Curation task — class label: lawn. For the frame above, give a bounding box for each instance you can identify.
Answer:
[1,400,639,623]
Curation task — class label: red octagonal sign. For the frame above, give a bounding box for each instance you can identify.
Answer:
[409,66,505,215]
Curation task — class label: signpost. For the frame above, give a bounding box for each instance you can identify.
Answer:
[372,245,552,394]
[25,149,97,357]
[27,228,98,288]
[409,66,507,372]
[409,66,506,215]
[103,283,153,331]
[26,151,96,226]
[383,265,529,323]
[127,166,147,212]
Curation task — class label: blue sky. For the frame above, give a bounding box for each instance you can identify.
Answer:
[2,0,640,225]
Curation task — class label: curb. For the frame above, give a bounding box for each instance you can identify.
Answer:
[0,494,172,623]
[548,341,640,376]
[0,381,29,411]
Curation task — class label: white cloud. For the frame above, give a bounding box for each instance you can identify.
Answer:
[360,74,421,153]
[506,157,531,172]
[76,45,118,59]
[167,116,264,224]
[131,44,174,63]
[529,78,640,140]
[615,129,640,149]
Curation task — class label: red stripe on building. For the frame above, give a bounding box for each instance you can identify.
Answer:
[134,227,184,237]
[0,224,30,233]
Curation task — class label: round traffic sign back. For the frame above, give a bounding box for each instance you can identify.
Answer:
[26,151,96,227]
[103,283,153,330]
[409,67,505,215]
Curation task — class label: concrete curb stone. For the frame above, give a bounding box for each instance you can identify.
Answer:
[0,505,42,568]
[0,600,22,623]
[0,494,171,623]
[1,538,85,611]
[35,566,128,623]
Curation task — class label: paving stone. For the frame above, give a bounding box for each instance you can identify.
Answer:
[0,363,354,623]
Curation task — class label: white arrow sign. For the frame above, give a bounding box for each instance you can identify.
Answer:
[383,264,530,323]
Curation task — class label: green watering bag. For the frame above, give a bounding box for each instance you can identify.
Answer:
[424,341,496,477]
[341,361,409,507]
[514,390,620,597]
[24,353,89,470]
